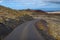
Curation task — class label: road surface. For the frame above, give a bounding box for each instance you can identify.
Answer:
[4,20,46,40]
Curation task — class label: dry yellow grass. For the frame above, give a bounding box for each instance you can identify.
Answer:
[36,20,48,31]
[0,5,60,40]
[35,15,60,40]
[47,20,60,40]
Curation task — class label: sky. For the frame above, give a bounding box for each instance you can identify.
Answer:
[0,0,60,12]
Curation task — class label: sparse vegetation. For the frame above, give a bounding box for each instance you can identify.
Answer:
[0,5,60,40]
[35,19,56,40]
[47,19,60,40]
[35,15,60,40]
[0,5,33,40]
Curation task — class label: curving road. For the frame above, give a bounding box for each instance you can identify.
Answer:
[4,19,45,40]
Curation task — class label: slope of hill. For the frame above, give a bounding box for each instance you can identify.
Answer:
[0,5,34,40]
[33,14,60,40]
[0,5,60,40]
[0,5,19,19]
[0,5,48,22]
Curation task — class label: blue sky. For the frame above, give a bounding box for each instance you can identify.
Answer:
[0,0,60,11]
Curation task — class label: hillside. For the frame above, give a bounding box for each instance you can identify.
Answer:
[33,13,60,40]
[0,5,48,22]
[0,5,21,19]
[0,5,60,40]
[0,5,34,40]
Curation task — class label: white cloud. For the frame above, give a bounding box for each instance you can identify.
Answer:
[0,0,2,3]
[11,0,47,6]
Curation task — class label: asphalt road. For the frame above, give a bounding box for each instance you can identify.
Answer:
[4,19,46,40]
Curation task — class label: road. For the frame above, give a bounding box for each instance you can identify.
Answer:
[4,19,46,40]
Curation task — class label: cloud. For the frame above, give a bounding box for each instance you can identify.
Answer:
[45,0,60,4]
[0,0,2,3]
[1,0,60,11]
[4,0,48,7]
[44,0,60,2]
